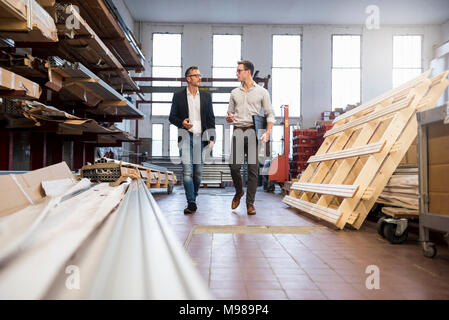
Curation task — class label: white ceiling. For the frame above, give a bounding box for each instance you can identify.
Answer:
[125,0,449,25]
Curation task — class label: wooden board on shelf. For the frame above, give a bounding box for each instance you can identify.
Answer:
[0,0,58,42]
[55,4,139,92]
[58,0,145,72]
[283,70,449,230]
[0,66,42,99]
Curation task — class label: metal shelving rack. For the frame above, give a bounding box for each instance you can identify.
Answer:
[417,104,449,258]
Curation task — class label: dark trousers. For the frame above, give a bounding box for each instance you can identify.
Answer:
[229,129,258,205]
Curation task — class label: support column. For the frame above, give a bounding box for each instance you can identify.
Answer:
[0,130,13,170]
[47,134,64,165]
[73,141,85,170]
[30,132,47,170]
[85,143,95,165]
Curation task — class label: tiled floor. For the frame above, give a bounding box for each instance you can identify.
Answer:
[153,186,449,300]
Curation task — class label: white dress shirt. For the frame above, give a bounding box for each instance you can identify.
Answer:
[227,83,275,127]
[186,87,201,135]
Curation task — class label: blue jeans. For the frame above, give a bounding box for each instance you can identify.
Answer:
[180,134,204,203]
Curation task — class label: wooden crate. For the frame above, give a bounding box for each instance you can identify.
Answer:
[283,70,449,229]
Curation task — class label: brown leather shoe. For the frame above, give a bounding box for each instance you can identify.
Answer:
[231,191,244,209]
[247,203,256,215]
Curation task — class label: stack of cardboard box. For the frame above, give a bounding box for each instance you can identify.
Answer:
[290,129,318,178]
[320,111,341,121]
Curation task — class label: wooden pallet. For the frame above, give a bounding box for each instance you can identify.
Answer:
[283,70,449,229]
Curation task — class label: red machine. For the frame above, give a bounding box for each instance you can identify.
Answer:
[267,105,290,189]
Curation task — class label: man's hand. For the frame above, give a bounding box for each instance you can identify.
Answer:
[260,131,270,143]
[182,118,193,129]
[226,112,234,123]
[208,140,214,149]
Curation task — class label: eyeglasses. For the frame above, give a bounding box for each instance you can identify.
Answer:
[187,74,202,78]
[236,69,246,74]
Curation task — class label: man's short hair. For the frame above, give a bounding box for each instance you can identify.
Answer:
[185,66,199,78]
[238,60,254,76]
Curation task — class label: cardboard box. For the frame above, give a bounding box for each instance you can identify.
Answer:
[427,122,449,216]
[0,66,42,99]
[428,124,449,165]
[0,162,74,217]
[429,193,449,216]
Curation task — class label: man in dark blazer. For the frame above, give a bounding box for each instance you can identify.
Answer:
[169,66,216,214]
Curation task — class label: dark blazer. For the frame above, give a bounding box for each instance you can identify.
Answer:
[169,88,216,143]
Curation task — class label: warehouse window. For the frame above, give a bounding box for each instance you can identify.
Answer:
[169,124,179,157]
[393,35,422,88]
[212,124,224,158]
[272,35,301,117]
[332,35,361,110]
[152,33,182,116]
[212,35,241,117]
[152,123,163,157]
[271,125,284,157]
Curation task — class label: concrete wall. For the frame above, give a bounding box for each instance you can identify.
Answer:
[439,20,449,102]
[429,20,449,104]
[111,0,134,32]
[130,22,444,155]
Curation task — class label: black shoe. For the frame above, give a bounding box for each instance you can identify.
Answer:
[184,202,197,214]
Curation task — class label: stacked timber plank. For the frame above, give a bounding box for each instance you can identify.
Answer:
[46,57,143,119]
[0,164,208,299]
[200,163,234,188]
[0,66,42,99]
[57,0,145,73]
[377,166,418,210]
[81,158,177,190]
[0,0,58,42]
[0,52,48,79]
[283,70,449,230]
[52,3,138,91]
[5,100,136,147]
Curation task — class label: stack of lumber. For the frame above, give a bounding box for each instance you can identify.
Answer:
[0,164,209,299]
[0,52,48,80]
[377,166,418,210]
[0,0,58,42]
[57,0,145,73]
[81,158,177,189]
[46,57,143,119]
[52,3,138,91]
[0,66,42,100]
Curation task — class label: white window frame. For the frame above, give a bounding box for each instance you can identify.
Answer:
[331,34,362,111]
[212,34,242,117]
[392,34,423,89]
[272,34,302,118]
[151,33,182,116]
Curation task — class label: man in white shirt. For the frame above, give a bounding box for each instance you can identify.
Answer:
[226,60,275,215]
[169,66,216,214]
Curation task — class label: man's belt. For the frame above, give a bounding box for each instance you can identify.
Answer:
[234,126,255,131]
